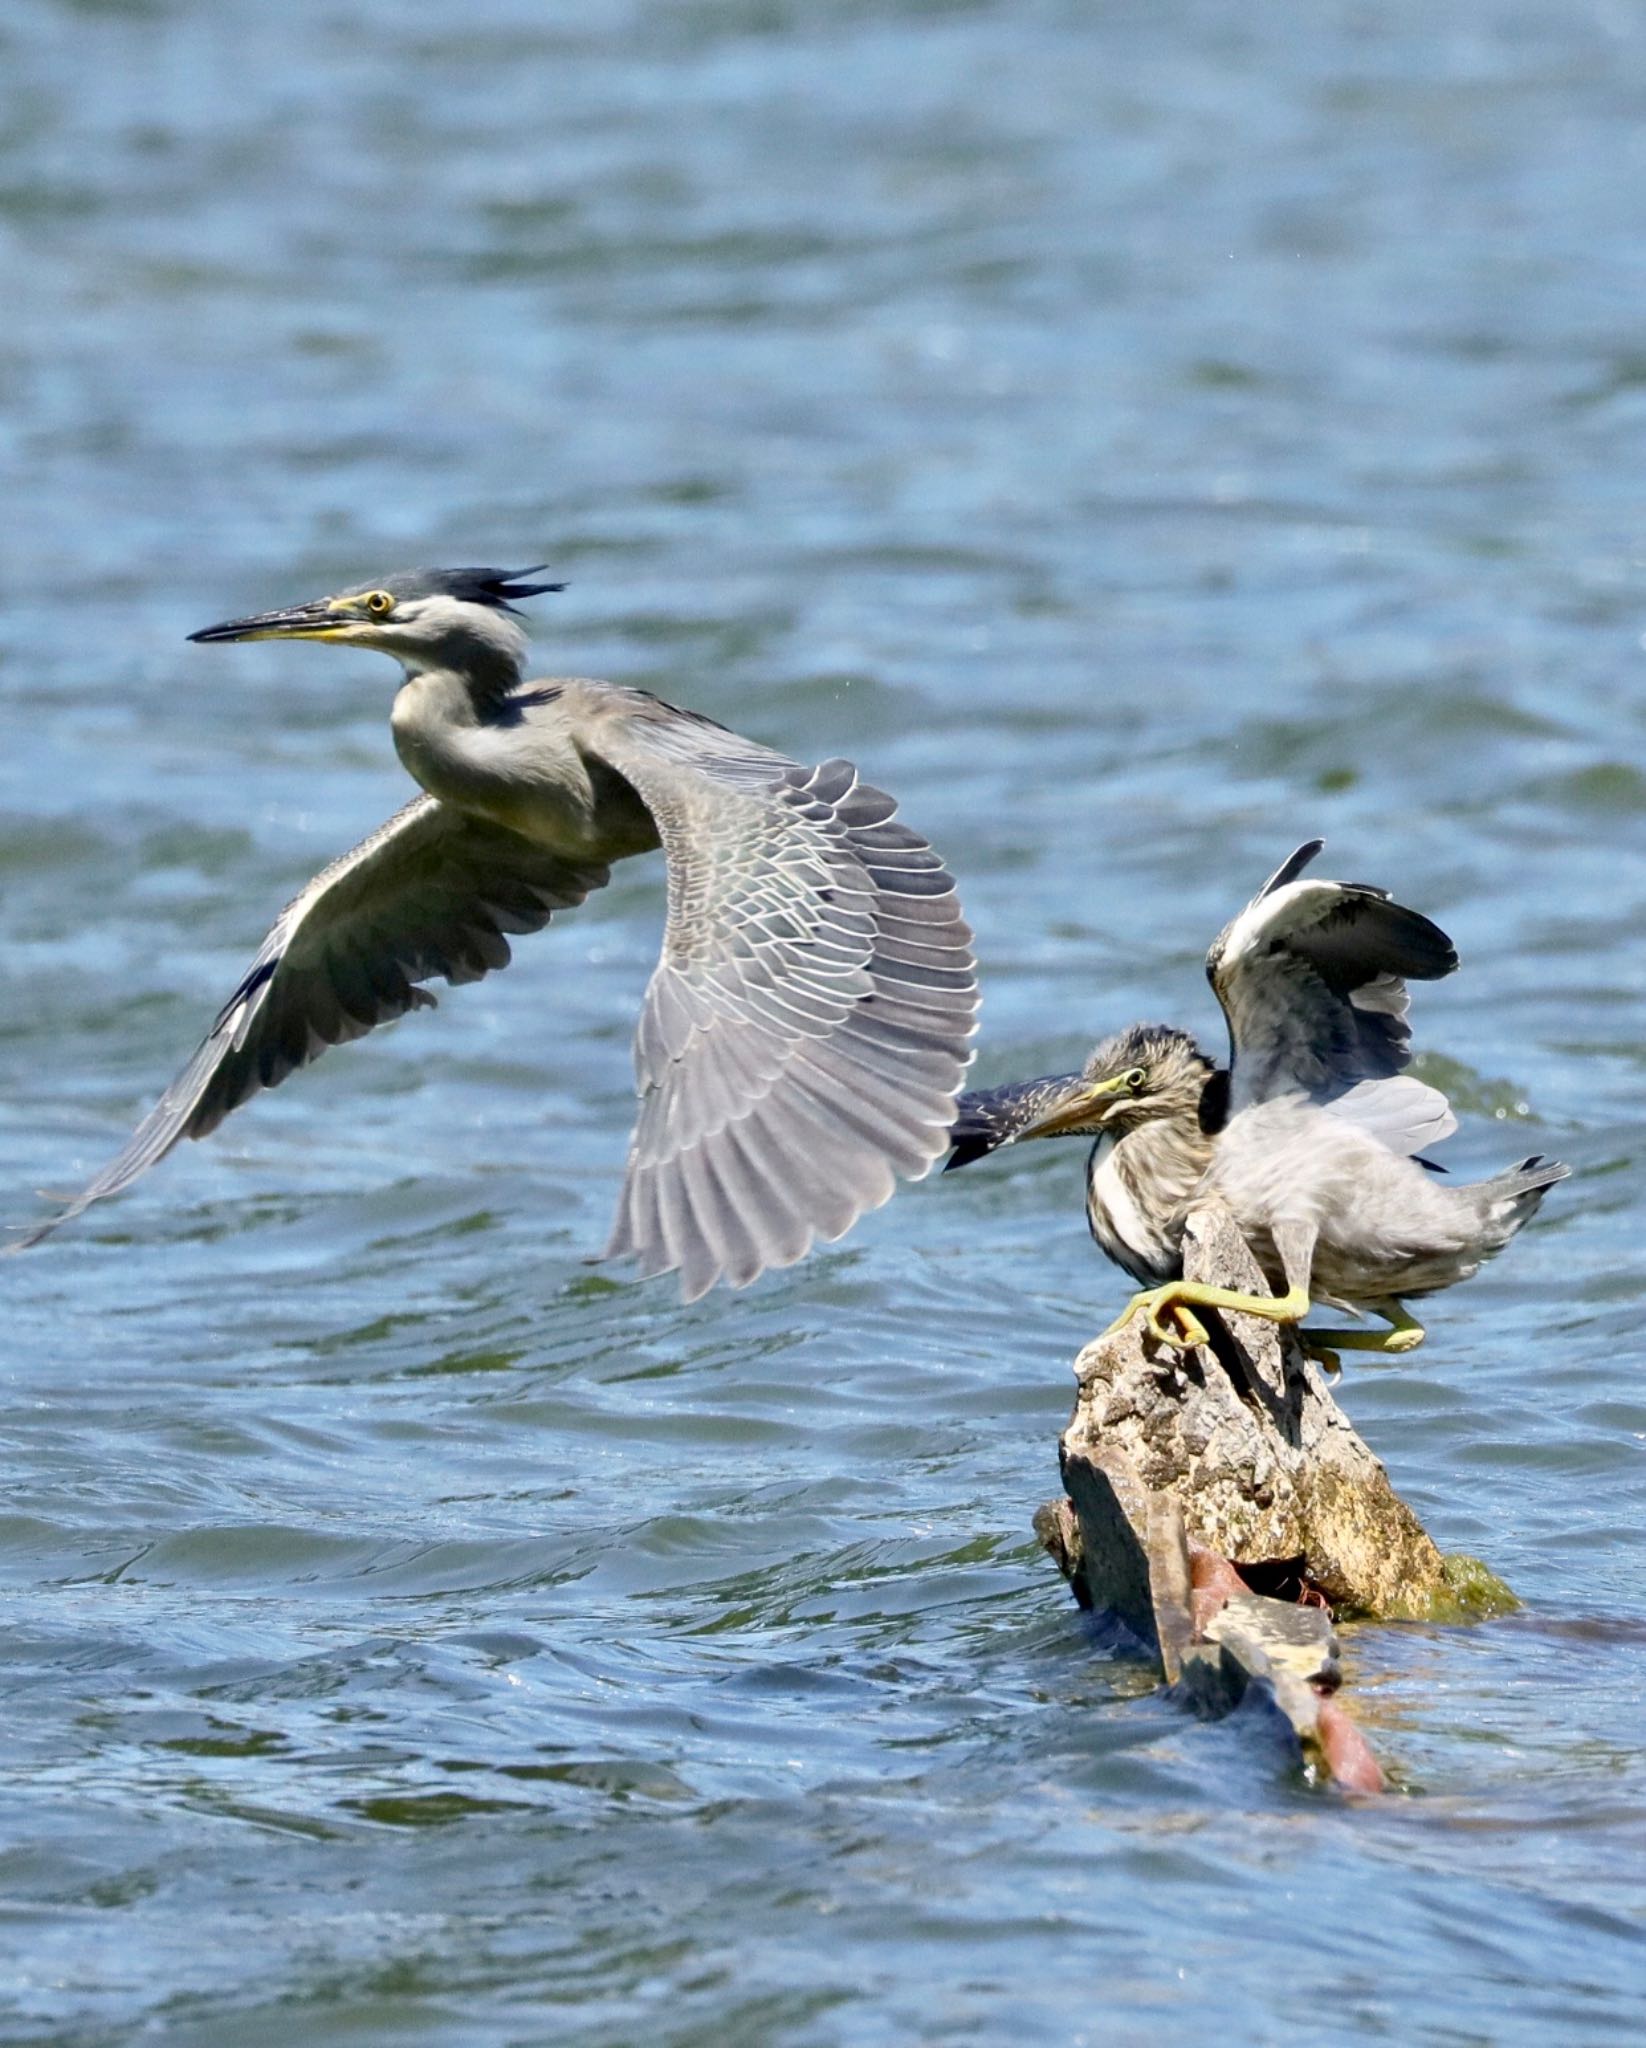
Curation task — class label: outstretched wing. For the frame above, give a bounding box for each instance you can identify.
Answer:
[12,796,607,1247]
[590,706,977,1300]
[1207,840,1459,1146]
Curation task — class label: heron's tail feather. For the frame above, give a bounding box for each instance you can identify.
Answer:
[1474,1153,1570,1247]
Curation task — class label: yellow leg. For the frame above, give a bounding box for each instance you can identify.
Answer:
[1106,1280,1311,1351]
[1301,1301,1425,1359]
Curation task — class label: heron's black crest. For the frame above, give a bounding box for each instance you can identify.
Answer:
[382,566,567,614]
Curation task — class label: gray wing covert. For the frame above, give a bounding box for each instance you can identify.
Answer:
[591,714,977,1299]
[1208,841,1458,1142]
[12,796,607,1247]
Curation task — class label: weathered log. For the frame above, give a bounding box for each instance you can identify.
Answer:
[1037,1197,1514,1789]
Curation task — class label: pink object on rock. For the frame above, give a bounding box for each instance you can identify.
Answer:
[1188,1543,1248,1635]
[1316,1694,1386,1795]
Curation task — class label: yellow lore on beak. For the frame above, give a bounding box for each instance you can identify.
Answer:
[187,597,368,645]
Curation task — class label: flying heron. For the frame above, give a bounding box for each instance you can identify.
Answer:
[13,567,978,1298]
[946,842,1567,1359]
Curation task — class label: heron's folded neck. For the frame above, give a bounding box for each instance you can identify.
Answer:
[1109,1115,1216,1230]
[1089,1114,1220,1253]
[391,664,518,802]
[394,618,527,713]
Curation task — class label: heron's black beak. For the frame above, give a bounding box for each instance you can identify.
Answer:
[188,598,354,644]
[1010,1074,1129,1141]
[945,1069,1099,1170]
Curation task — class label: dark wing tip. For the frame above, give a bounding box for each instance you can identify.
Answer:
[1260,839,1325,898]
[1344,893,1459,982]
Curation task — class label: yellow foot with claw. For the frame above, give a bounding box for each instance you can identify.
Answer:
[1302,1336,1342,1378]
[1106,1286,1210,1350]
[1105,1277,1310,1343]
[1301,1309,1426,1361]
[1108,1279,1311,1351]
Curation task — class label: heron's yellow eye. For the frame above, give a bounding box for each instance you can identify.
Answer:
[1125,1067,1147,1092]
[363,590,395,617]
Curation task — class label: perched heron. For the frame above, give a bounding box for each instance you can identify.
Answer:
[946,842,1567,1359]
[13,567,978,1298]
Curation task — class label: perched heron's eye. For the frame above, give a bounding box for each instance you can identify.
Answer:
[1124,1067,1147,1092]
[363,590,396,617]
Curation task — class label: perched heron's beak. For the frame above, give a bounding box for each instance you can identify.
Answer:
[1011,1073,1130,1141]
[946,1069,1126,1170]
[188,598,356,644]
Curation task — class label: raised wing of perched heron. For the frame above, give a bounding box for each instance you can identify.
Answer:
[12,568,978,1299]
[1206,838,1459,1142]
[945,842,1566,1361]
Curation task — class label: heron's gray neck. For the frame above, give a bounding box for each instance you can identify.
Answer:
[394,616,528,712]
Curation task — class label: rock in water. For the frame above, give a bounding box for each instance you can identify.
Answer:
[1058,1199,1452,1621]
[1036,1198,1517,1790]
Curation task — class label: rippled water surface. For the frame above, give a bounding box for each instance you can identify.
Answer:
[4,1,1646,2040]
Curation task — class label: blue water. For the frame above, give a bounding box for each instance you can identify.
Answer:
[3,0,1646,2039]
